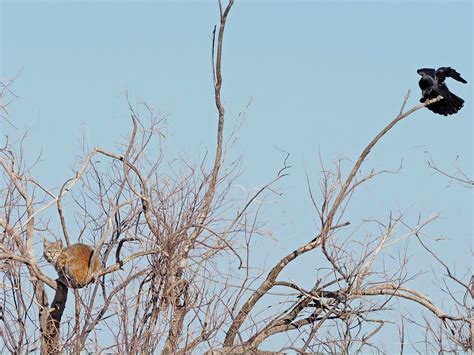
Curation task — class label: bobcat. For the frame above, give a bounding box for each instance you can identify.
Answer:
[43,239,101,288]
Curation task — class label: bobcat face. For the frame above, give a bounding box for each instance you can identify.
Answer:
[43,239,64,264]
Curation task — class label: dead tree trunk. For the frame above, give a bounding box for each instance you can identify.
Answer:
[39,281,68,354]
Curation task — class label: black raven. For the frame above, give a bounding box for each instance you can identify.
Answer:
[417,67,467,116]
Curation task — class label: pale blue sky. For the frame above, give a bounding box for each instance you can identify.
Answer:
[1,0,472,351]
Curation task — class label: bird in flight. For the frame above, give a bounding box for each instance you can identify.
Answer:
[417,67,467,116]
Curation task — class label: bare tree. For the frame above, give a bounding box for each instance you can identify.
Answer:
[219,89,471,353]
[0,1,471,354]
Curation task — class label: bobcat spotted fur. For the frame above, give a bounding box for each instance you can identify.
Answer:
[43,239,100,288]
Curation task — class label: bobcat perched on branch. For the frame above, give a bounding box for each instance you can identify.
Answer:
[43,239,101,288]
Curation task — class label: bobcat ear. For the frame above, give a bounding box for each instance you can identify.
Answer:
[43,238,51,246]
[56,239,63,248]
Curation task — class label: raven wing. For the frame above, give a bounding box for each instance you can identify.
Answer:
[435,67,467,84]
[426,91,464,116]
[417,68,436,77]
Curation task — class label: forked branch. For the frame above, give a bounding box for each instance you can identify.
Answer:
[223,94,443,347]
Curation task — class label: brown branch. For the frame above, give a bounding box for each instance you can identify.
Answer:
[95,147,164,238]
[246,306,338,351]
[414,232,469,293]
[319,94,443,243]
[57,178,75,246]
[0,252,57,289]
[197,0,234,227]
[356,284,466,322]
[426,153,473,187]
[0,158,35,257]
[223,221,349,346]
[77,268,152,347]
[53,149,102,246]
[94,248,165,279]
